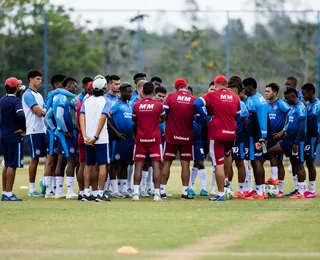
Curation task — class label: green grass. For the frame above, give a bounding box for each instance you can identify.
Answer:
[0,164,320,259]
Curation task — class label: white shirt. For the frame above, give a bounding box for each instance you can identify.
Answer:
[22,88,46,135]
[81,96,111,144]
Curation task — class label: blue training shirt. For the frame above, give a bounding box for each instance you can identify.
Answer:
[306,98,320,137]
[110,100,133,138]
[130,90,139,101]
[236,100,249,137]
[105,92,119,108]
[286,101,307,138]
[267,98,291,137]
[52,94,74,133]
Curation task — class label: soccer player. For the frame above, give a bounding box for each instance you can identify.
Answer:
[242,78,268,200]
[52,77,78,199]
[194,76,240,201]
[0,77,26,201]
[132,82,166,201]
[77,77,93,102]
[155,86,167,103]
[208,81,216,93]
[160,78,196,200]
[131,73,147,101]
[269,88,307,199]
[264,83,291,197]
[108,83,134,198]
[150,76,162,88]
[105,75,120,106]
[285,76,304,101]
[187,86,208,197]
[80,78,111,202]
[301,83,320,198]
[227,83,249,199]
[22,69,47,197]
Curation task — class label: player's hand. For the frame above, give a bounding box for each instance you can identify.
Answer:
[206,115,213,124]
[14,129,26,136]
[84,137,94,146]
[255,142,262,150]
[273,130,284,140]
[75,97,80,105]
[293,144,299,153]
[116,132,126,140]
[64,132,73,138]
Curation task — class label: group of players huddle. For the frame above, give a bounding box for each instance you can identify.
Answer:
[0,69,319,201]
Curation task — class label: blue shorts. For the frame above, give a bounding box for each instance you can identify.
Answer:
[85,143,110,166]
[304,137,318,160]
[280,136,305,163]
[55,131,77,158]
[111,140,134,163]
[26,133,46,158]
[245,136,266,161]
[262,138,283,161]
[45,130,58,156]
[73,129,79,151]
[202,141,209,158]
[232,139,245,161]
[193,143,205,161]
[1,142,23,168]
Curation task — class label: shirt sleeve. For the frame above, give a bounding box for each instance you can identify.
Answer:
[160,104,165,115]
[111,102,118,114]
[23,91,38,109]
[102,100,111,115]
[310,102,320,116]
[14,99,24,114]
[57,95,67,108]
[246,98,256,112]
[296,105,307,119]
[240,102,249,118]
[163,94,170,110]
[132,103,137,117]
[236,99,241,114]
[279,100,291,114]
[80,102,86,114]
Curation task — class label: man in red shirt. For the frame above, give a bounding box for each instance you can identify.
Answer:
[132,82,166,201]
[160,78,197,200]
[194,75,240,201]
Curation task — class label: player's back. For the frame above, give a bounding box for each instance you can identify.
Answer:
[306,98,320,137]
[236,100,249,137]
[203,89,240,141]
[249,92,268,139]
[163,89,196,145]
[52,93,73,132]
[287,101,307,137]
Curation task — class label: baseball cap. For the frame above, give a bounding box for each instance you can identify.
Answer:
[214,75,228,85]
[87,81,93,90]
[174,78,188,90]
[93,78,107,90]
[5,77,22,88]
[94,74,105,80]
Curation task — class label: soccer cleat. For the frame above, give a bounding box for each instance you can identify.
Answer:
[1,194,5,201]
[304,191,316,199]
[2,194,23,201]
[55,193,66,199]
[103,190,112,197]
[265,178,279,185]
[153,194,162,201]
[289,192,304,199]
[147,189,154,196]
[121,191,131,198]
[245,190,256,198]
[263,192,268,199]
[28,191,43,197]
[224,180,231,188]
[209,195,225,201]
[233,191,245,199]
[45,191,55,199]
[112,192,125,198]
[66,192,78,199]
[132,193,140,201]
[285,189,298,197]
[276,191,284,198]
[181,194,194,200]
[81,194,92,201]
[39,179,46,196]
[160,193,168,199]
[95,194,111,202]
[200,189,209,196]
[140,190,149,197]
[188,188,196,196]
[78,194,82,201]
[244,193,264,200]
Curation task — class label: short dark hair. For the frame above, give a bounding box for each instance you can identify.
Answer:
[266,83,279,93]
[150,76,162,83]
[107,75,120,84]
[287,76,298,84]
[50,74,66,87]
[105,75,109,81]
[242,78,257,89]
[228,75,242,85]
[227,83,241,93]
[120,82,132,91]
[5,85,17,94]
[133,73,146,80]
[188,86,193,95]
[82,77,93,85]
[93,89,104,97]
[155,86,167,94]
[143,82,155,95]
[284,88,298,97]
[62,77,77,87]
[28,69,43,81]
[301,83,315,94]
[209,81,214,88]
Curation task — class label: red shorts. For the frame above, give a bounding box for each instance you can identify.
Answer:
[78,135,85,163]
[133,144,163,162]
[209,140,234,166]
[163,142,193,161]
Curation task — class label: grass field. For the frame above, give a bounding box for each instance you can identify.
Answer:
[0,163,320,260]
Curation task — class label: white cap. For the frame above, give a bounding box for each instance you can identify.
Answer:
[93,78,107,90]
[94,74,105,80]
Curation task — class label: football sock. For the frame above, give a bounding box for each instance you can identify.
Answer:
[238,183,244,193]
[111,179,119,193]
[80,190,84,196]
[182,186,188,196]
[84,188,90,196]
[104,174,110,191]
[160,184,166,195]
[271,166,278,180]
[67,177,75,194]
[309,181,316,193]
[52,177,56,193]
[218,191,224,197]
[229,181,233,188]
[256,185,262,196]
[98,190,103,196]
[140,171,148,192]
[210,167,216,191]
[127,165,133,190]
[44,176,53,193]
[147,167,153,192]
[5,192,12,197]
[29,183,35,193]
[198,169,207,190]
[278,180,284,193]
[262,184,266,193]
[298,182,305,195]
[133,184,139,195]
[120,179,127,193]
[154,188,160,196]
[92,190,98,197]
[293,175,298,190]
[189,167,198,189]
[56,177,64,195]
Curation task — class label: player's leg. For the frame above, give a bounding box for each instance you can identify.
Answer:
[1,142,8,200]
[82,144,95,201]
[146,166,154,196]
[179,144,193,200]
[304,137,318,198]
[110,140,125,198]
[133,161,144,200]
[149,143,162,201]
[44,155,57,198]
[197,160,208,196]
[140,162,150,197]
[188,161,198,196]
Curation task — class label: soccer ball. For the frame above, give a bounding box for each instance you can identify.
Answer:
[266,185,279,198]
[224,187,234,200]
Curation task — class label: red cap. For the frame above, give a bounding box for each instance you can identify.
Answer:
[214,75,228,85]
[174,78,188,90]
[87,81,93,89]
[5,77,22,88]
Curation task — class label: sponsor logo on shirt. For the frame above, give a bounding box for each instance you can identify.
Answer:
[222,130,235,134]
[123,112,132,119]
[139,104,154,110]
[220,94,233,101]
[177,96,191,103]
[140,138,155,142]
[269,113,276,120]
[174,135,189,141]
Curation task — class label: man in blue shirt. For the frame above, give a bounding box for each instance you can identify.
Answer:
[131,73,146,101]
[0,77,26,201]
[269,88,307,199]
[108,83,134,198]
[263,83,291,197]
[52,77,78,199]
[284,76,304,102]
[242,78,268,200]
[301,83,320,198]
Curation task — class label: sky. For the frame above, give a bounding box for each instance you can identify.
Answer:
[51,0,320,33]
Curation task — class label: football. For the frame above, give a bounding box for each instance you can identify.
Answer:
[266,185,279,198]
